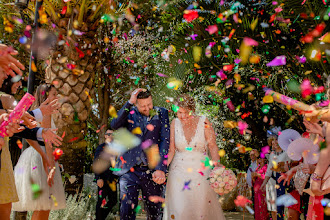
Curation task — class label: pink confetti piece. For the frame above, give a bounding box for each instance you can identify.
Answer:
[243,37,259,46]
[206,25,218,35]
[266,55,286,67]
[156,73,168,77]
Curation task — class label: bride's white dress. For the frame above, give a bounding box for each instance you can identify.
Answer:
[163,116,226,220]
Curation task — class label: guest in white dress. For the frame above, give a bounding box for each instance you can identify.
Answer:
[12,84,66,220]
[164,94,225,220]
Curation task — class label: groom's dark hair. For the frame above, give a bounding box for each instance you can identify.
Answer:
[137,90,151,99]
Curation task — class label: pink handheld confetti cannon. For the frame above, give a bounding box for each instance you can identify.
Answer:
[265,89,312,112]
[0,93,35,137]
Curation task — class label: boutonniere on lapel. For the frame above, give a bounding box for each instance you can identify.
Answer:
[148,109,159,121]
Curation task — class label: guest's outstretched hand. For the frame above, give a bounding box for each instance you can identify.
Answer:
[40,98,61,116]
[42,128,63,146]
[0,44,25,76]
[278,169,295,186]
[303,119,323,136]
[152,170,166,184]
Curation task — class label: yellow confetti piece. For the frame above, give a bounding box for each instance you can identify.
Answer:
[249,55,260,64]
[218,149,226,157]
[109,180,116,192]
[187,168,193,172]
[145,144,160,169]
[223,121,237,129]
[234,73,241,83]
[50,194,58,207]
[251,18,258,31]
[272,160,278,169]
[194,63,201,69]
[192,46,202,62]
[263,95,274,103]
[109,105,118,118]
[132,127,142,135]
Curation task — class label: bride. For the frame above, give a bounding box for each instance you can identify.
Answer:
[164,94,226,220]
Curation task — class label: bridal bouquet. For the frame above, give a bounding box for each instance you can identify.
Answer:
[209,166,237,195]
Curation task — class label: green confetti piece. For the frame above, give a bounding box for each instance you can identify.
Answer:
[74,112,79,122]
[202,156,212,168]
[134,77,140,85]
[320,140,327,151]
[185,147,193,151]
[110,167,122,172]
[172,105,180,113]
[134,205,142,213]
[261,105,270,114]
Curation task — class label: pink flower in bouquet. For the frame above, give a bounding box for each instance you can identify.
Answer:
[213,182,219,188]
[217,177,223,182]
[209,172,215,178]
[219,182,225,188]
[223,176,229,182]
[209,178,216,183]
[214,167,225,175]
[225,184,232,190]
[229,180,236,186]
[223,170,231,176]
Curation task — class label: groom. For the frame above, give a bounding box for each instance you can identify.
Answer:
[110,88,170,220]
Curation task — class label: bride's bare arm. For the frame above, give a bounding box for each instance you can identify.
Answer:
[167,120,176,166]
[204,118,220,165]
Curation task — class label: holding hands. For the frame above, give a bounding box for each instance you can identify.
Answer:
[152,170,166,184]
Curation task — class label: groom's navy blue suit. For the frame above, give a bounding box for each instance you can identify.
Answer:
[111,101,170,220]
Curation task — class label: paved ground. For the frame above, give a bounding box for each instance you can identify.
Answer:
[135,212,254,220]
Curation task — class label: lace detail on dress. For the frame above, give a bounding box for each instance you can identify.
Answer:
[174,116,207,153]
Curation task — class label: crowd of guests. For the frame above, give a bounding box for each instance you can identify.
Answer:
[0,44,64,220]
[247,118,330,219]
[0,40,330,220]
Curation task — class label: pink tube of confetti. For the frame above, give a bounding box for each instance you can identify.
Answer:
[265,89,312,112]
[0,93,35,137]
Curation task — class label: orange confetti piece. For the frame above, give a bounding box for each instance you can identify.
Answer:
[17,140,23,149]
[31,61,37,72]
[68,137,79,143]
[61,131,66,139]
[228,29,236,39]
